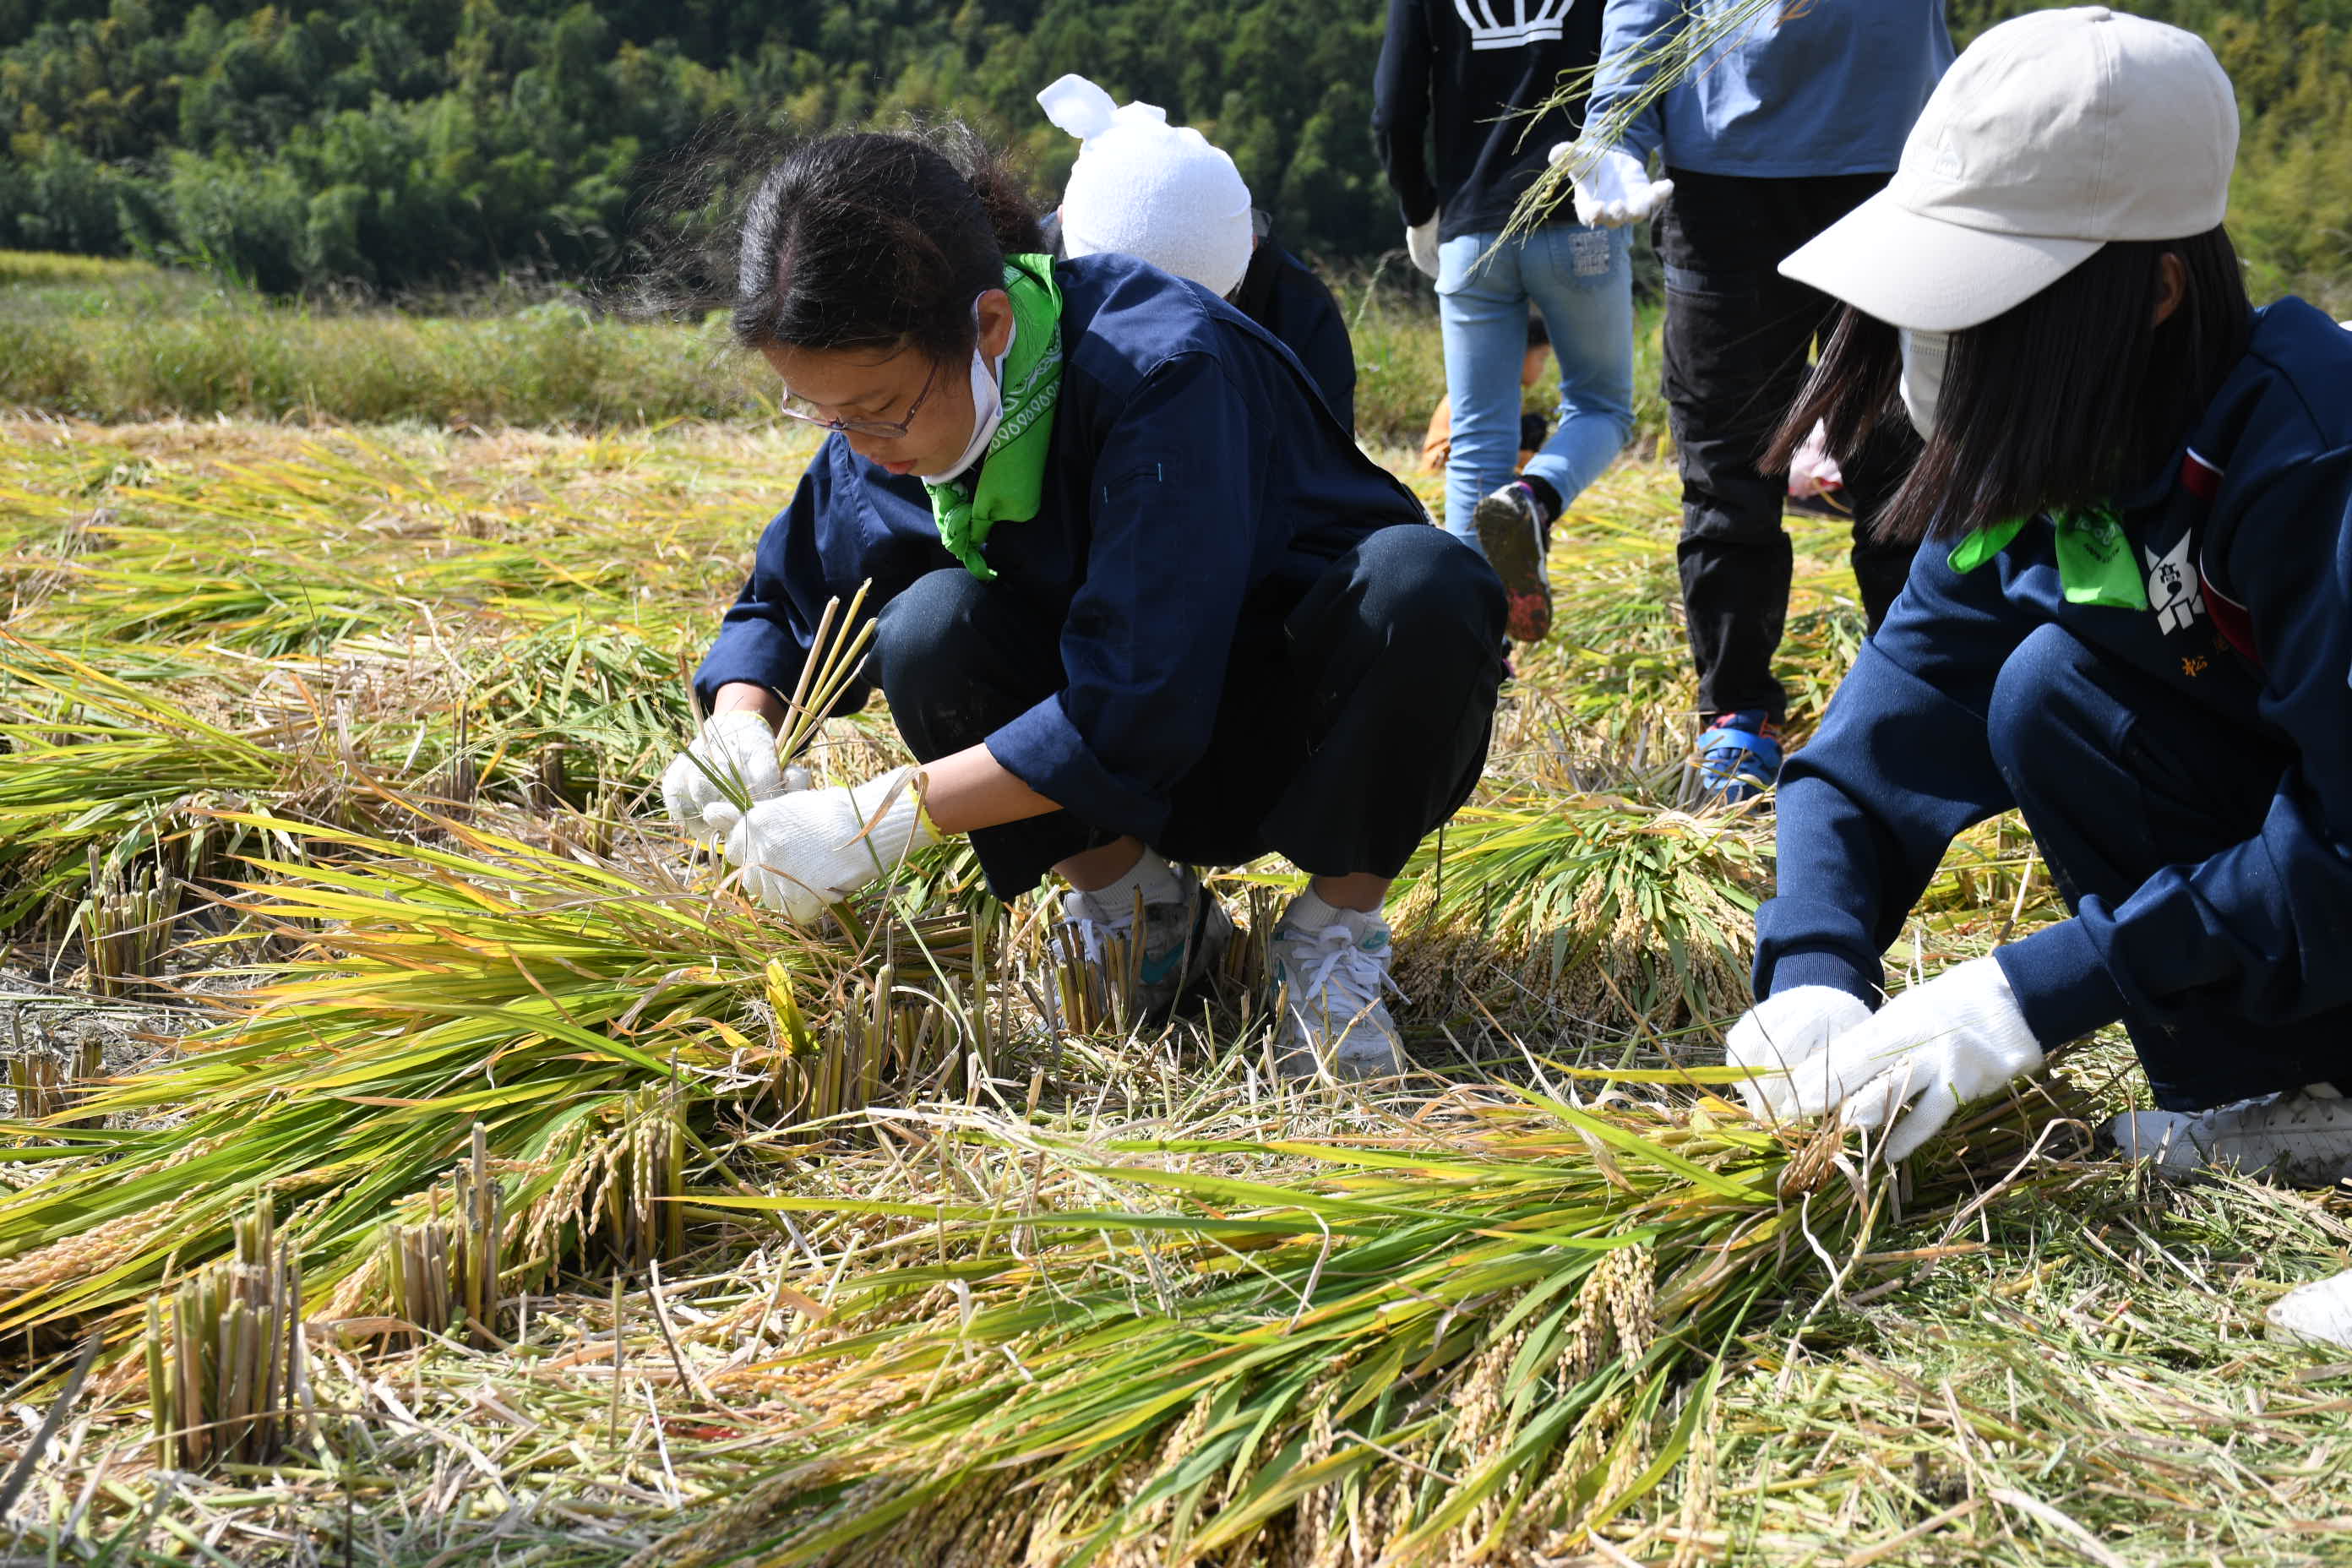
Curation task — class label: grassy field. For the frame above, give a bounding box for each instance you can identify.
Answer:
[0,269,2345,1565]
[0,251,1665,458]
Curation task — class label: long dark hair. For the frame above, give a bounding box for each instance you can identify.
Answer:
[1769,228,2252,546]
[628,121,1042,362]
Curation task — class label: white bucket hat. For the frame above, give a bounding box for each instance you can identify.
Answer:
[1038,73,1254,299]
[1780,7,2238,332]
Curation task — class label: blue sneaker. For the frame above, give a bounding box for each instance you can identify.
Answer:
[1693,712,1783,804]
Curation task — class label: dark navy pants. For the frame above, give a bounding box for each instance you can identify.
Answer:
[1659,169,1922,722]
[1987,623,2349,1110]
[873,525,1506,898]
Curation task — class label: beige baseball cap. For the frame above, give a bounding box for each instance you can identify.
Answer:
[1780,7,2238,331]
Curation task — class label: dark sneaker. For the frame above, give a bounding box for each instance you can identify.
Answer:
[1058,862,1233,1024]
[1692,711,1783,805]
[1473,482,1554,643]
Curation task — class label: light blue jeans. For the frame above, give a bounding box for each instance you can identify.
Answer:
[1436,226,1636,551]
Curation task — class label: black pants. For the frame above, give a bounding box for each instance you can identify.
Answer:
[1659,169,1921,723]
[873,526,1507,898]
[1990,624,2351,1112]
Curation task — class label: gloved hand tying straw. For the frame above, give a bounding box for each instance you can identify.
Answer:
[1779,957,2045,1164]
[660,712,810,846]
[723,765,939,923]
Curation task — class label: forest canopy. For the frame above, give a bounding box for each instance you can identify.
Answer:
[2,0,2348,305]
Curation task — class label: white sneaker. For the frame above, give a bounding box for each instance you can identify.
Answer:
[1269,899,1405,1081]
[1057,862,1233,1024]
[2268,1270,2352,1350]
[2102,1083,2352,1188]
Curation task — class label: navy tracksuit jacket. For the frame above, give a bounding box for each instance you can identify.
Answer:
[1757,300,2352,1107]
[694,252,1462,860]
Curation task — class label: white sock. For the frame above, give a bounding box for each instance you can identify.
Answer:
[1078,849,1183,922]
[1286,887,1384,934]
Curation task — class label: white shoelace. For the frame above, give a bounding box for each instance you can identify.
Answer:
[1059,893,1134,968]
[1281,923,1402,1025]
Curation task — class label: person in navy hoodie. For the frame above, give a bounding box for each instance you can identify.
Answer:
[1724,9,2352,1348]
[656,127,1505,1082]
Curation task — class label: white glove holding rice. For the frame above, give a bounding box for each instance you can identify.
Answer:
[661,713,810,846]
[1724,986,1873,1119]
[1788,958,2044,1163]
[723,765,937,921]
[1549,143,1674,229]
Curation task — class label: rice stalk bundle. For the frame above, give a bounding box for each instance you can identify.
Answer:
[657,1081,2087,1566]
[2,440,729,642]
[143,1200,311,1474]
[0,808,974,1340]
[455,612,702,792]
[1518,518,1691,732]
[1394,791,1767,1035]
[74,847,178,996]
[380,1122,507,1348]
[0,635,314,927]
[30,536,650,658]
[6,1039,102,1130]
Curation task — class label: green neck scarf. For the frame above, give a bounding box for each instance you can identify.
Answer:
[1948,505,2148,611]
[925,256,1063,580]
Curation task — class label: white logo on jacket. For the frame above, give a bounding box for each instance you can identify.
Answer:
[1455,0,1578,51]
[2144,533,2206,634]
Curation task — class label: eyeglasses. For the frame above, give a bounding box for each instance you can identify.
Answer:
[776,355,944,439]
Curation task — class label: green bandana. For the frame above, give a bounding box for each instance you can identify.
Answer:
[925,256,1063,580]
[1947,504,2148,611]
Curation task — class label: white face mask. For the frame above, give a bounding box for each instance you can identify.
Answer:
[919,309,1015,485]
[1897,327,1951,440]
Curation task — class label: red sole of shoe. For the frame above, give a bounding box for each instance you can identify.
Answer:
[1473,497,1553,642]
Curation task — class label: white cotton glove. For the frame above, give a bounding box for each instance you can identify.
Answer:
[1406,217,1440,280]
[1723,986,1873,1119]
[1549,143,1674,229]
[1788,957,2045,1165]
[661,713,808,846]
[722,765,938,922]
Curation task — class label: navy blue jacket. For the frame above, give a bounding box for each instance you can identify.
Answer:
[694,252,1430,846]
[1229,233,1357,430]
[1372,0,1603,242]
[1758,299,2352,1046]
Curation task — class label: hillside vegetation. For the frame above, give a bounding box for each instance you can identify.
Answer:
[0,0,1386,293]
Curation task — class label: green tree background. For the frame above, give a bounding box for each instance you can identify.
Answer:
[0,0,2344,305]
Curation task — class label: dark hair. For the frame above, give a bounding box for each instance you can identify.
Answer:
[621,120,1041,362]
[1769,227,2252,546]
[731,127,1042,361]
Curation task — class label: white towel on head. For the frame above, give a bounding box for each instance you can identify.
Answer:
[1038,72,1252,300]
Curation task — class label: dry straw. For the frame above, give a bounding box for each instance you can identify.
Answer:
[662,1078,2093,1565]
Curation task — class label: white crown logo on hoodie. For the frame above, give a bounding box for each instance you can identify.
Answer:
[1453,0,1578,52]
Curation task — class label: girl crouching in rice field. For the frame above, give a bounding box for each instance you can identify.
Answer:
[1721,9,2352,1343]
[658,126,1505,1081]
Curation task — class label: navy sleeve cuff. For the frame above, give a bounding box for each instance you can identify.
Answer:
[987,695,1171,845]
[1995,917,2128,1048]
[692,618,804,717]
[1761,949,1881,1009]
